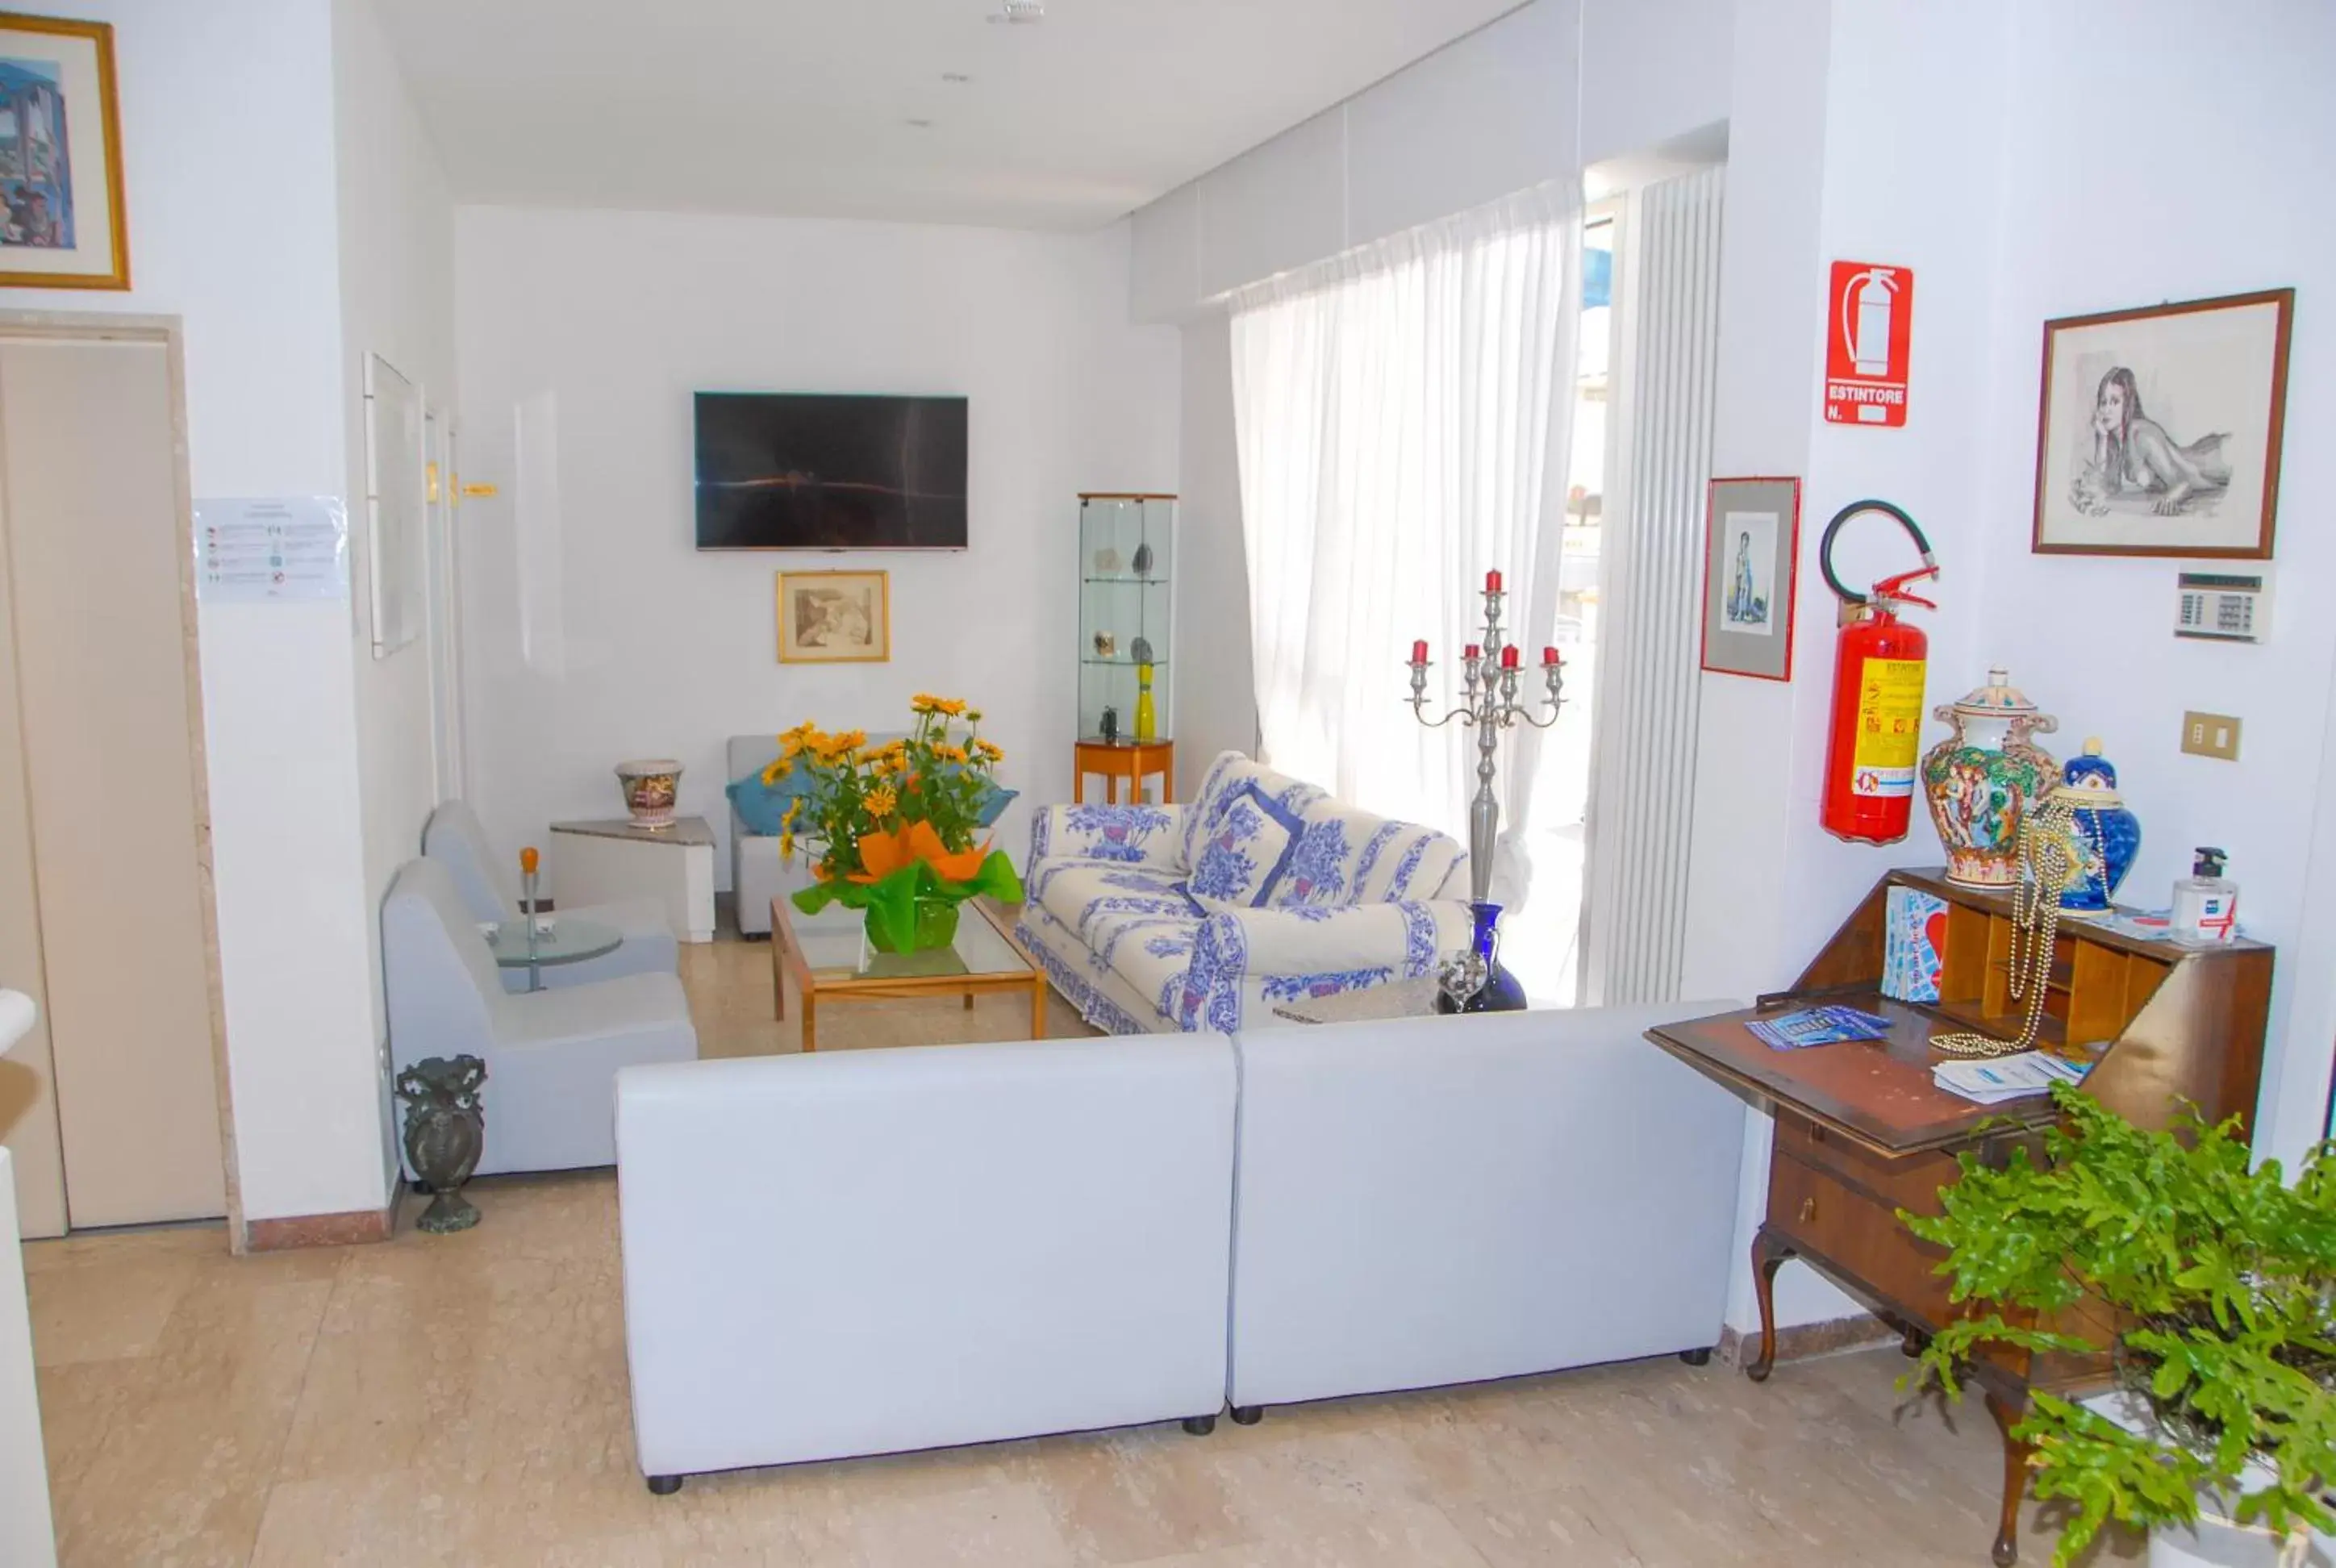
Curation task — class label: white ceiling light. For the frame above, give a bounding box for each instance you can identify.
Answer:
[987,0,1043,23]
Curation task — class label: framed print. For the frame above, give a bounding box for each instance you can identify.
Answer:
[777,569,889,663]
[2032,289,2292,558]
[0,13,127,290]
[1701,477,1800,682]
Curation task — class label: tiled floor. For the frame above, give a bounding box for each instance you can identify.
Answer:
[26,923,2134,1566]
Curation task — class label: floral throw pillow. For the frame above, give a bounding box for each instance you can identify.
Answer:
[1186,784,1303,907]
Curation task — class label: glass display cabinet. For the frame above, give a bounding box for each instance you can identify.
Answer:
[1074,494,1175,803]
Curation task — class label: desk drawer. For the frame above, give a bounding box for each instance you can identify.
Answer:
[1769,1153,1953,1326]
[1776,1111,1961,1218]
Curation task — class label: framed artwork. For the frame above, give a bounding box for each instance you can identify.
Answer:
[777,569,889,663]
[2032,289,2292,559]
[0,13,127,290]
[1701,476,1800,682]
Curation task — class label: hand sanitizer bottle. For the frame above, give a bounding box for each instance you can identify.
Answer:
[2171,847,2238,945]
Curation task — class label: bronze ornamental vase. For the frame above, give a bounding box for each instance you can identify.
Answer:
[395,1055,486,1234]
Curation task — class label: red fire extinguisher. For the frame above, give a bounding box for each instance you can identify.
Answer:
[1818,500,1938,844]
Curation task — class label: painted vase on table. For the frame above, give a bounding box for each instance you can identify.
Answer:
[1919,668,2059,889]
[2051,738,2142,916]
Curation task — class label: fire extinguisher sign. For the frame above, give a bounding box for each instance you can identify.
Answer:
[1825,260,1913,427]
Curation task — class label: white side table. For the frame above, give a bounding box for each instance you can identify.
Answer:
[549,816,717,944]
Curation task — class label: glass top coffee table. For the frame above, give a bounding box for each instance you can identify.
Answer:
[485,917,624,993]
[770,897,1047,1052]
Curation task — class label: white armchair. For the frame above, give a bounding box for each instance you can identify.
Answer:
[423,800,678,992]
[383,858,698,1176]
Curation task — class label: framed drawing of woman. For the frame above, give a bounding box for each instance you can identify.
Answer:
[2032,289,2292,559]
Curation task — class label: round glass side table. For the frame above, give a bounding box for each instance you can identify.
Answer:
[485,917,624,993]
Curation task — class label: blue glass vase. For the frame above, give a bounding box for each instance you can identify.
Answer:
[1437,901,1529,1014]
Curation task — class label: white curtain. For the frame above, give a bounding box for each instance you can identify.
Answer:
[1228,184,1581,900]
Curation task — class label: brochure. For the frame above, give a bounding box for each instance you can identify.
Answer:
[1930,1050,2089,1105]
[1744,1005,1894,1052]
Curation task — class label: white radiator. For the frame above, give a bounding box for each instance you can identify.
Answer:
[1583,168,1724,1007]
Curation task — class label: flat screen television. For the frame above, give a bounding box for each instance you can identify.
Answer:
[694,392,969,550]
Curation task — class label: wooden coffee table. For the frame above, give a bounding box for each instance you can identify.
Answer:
[770,896,1046,1052]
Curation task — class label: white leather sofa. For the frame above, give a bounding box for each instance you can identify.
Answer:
[617,1036,1237,1489]
[614,1000,1744,1491]
[1225,1004,1746,1417]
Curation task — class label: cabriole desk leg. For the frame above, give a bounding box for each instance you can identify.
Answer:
[1745,1225,1793,1383]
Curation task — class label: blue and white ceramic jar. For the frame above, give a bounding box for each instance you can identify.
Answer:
[2054,738,2142,915]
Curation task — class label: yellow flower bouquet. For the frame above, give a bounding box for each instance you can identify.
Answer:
[766,696,1022,952]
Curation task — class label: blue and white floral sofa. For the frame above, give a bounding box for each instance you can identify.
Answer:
[1015,752,1475,1033]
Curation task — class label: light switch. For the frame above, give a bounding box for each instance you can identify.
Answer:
[2181,711,2242,761]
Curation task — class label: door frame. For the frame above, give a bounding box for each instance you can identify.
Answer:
[0,310,240,1245]
[423,405,468,804]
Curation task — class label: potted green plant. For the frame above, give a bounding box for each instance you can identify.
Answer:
[769,695,1022,953]
[1905,1083,2336,1568]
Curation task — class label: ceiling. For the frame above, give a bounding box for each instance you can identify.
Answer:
[375,0,1527,230]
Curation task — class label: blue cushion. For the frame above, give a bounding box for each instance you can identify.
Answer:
[727,763,1016,838]
[726,767,806,837]
[1187,783,1304,906]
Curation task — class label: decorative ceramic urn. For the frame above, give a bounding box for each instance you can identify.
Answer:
[2052,738,2142,916]
[395,1054,486,1234]
[1919,668,2059,889]
[615,759,683,828]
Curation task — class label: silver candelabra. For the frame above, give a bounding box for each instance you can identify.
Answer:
[1404,572,1566,1004]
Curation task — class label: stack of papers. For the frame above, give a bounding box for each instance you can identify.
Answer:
[1932,1050,2089,1105]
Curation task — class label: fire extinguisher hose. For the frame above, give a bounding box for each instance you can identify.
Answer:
[1819,499,1937,608]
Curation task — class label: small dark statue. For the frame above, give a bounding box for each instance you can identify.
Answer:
[394,1055,486,1234]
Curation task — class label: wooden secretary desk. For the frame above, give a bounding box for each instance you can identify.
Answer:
[1646,868,2273,1567]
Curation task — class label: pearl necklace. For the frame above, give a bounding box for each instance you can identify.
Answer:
[1931,790,2083,1061]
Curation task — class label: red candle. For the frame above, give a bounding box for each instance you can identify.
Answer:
[1463,644,1481,660]
[1542,646,1560,667]
[1410,639,1429,665]
[1500,644,1520,669]
[1485,569,1503,593]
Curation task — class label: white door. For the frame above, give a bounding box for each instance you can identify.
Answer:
[0,333,225,1232]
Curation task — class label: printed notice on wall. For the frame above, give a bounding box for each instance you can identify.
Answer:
[194,497,349,602]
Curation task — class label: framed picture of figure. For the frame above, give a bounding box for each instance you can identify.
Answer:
[2032,289,2292,559]
[0,13,128,290]
[1701,476,1800,682]
[777,569,890,663]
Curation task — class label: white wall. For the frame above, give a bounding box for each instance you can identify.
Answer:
[1,0,387,1228]
[334,0,458,1188]
[1967,0,2336,1169]
[1697,0,2027,1335]
[453,209,1178,890]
